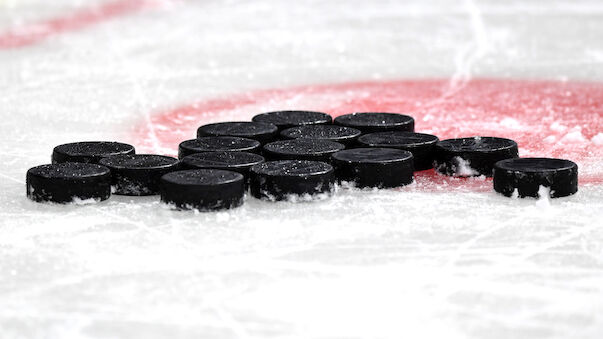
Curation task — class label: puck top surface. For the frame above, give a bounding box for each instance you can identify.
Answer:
[495,158,577,173]
[280,125,362,142]
[252,110,332,128]
[179,137,260,155]
[197,121,277,139]
[162,169,244,186]
[263,139,345,157]
[181,136,260,151]
[332,148,413,164]
[358,131,438,147]
[437,137,517,153]
[99,154,178,169]
[28,162,110,179]
[181,151,264,169]
[334,112,414,131]
[52,141,135,163]
[251,160,333,177]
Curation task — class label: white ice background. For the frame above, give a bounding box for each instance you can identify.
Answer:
[1,0,603,338]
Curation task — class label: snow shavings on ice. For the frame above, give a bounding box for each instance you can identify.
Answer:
[559,127,588,144]
[499,117,522,129]
[454,156,480,177]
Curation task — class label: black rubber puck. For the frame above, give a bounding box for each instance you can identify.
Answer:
[99,154,179,196]
[249,160,335,201]
[333,112,415,133]
[263,139,345,162]
[280,125,362,146]
[197,121,278,144]
[331,148,414,188]
[434,137,519,177]
[26,162,111,203]
[181,151,264,186]
[160,169,245,211]
[52,141,135,164]
[493,158,578,198]
[357,131,439,171]
[251,110,332,130]
[178,136,261,159]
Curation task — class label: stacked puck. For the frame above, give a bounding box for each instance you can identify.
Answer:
[26,111,580,211]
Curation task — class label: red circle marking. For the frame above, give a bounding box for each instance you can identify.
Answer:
[136,79,603,192]
[0,0,165,49]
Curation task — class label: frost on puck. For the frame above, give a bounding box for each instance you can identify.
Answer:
[178,136,261,159]
[263,139,345,162]
[26,162,111,203]
[280,125,362,146]
[160,169,245,211]
[52,141,135,164]
[252,110,332,130]
[249,160,335,201]
[493,158,578,198]
[99,154,179,196]
[333,112,415,133]
[331,148,414,188]
[357,131,439,170]
[434,137,519,177]
[181,151,264,185]
[197,121,278,144]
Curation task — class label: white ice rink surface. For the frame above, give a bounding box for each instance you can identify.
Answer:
[1,0,603,338]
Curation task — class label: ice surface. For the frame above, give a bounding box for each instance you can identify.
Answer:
[1,0,603,338]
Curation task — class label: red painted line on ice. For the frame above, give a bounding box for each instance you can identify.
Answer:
[136,78,603,191]
[0,0,164,49]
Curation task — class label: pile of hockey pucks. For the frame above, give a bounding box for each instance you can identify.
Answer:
[26,111,579,211]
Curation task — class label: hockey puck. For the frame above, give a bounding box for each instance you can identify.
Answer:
[434,137,519,177]
[251,110,332,130]
[357,131,439,171]
[331,148,414,188]
[263,139,345,162]
[52,141,135,164]
[197,121,278,144]
[99,154,179,195]
[493,158,578,198]
[160,169,245,211]
[180,151,264,185]
[333,112,414,133]
[249,160,335,201]
[280,125,362,146]
[26,162,111,203]
[178,136,261,159]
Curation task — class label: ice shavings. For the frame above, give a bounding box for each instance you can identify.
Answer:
[500,117,522,129]
[454,157,480,177]
[559,127,587,144]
